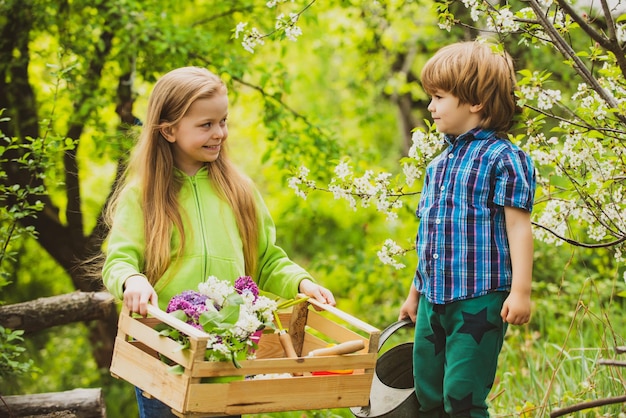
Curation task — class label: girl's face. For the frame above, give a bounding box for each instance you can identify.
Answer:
[427,90,482,137]
[164,93,229,176]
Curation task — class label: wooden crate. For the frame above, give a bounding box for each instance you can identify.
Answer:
[110,297,380,417]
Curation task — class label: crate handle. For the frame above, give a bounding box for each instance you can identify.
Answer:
[304,295,380,334]
[144,304,210,340]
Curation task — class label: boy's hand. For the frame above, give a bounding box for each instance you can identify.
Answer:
[123,274,158,317]
[398,298,418,323]
[398,283,419,323]
[500,290,531,325]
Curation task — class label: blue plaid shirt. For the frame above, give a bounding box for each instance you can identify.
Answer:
[415,128,536,304]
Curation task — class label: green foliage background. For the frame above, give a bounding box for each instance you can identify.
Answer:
[0,0,624,417]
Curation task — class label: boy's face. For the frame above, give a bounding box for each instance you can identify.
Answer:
[427,90,483,137]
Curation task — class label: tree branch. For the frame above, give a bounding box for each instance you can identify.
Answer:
[556,0,626,78]
[532,221,626,248]
[0,291,115,335]
[526,0,625,124]
[550,395,626,417]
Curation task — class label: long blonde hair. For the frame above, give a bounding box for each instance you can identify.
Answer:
[107,67,259,284]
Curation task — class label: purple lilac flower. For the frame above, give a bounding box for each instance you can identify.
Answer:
[166,290,210,325]
[234,276,259,301]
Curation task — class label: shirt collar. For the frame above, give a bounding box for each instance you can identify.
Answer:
[444,127,495,146]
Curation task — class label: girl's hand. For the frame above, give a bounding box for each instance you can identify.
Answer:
[299,279,336,306]
[123,274,158,317]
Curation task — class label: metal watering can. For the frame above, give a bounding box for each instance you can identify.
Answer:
[350,319,419,417]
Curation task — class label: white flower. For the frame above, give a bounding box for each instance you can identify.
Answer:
[210,343,231,357]
[253,296,278,324]
[486,7,519,33]
[234,22,247,39]
[334,161,352,179]
[402,162,420,187]
[234,306,262,337]
[284,23,302,41]
[537,89,561,110]
[377,239,407,269]
[198,275,233,307]
[241,27,265,54]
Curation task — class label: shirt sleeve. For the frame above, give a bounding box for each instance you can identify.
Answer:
[101,187,146,300]
[253,189,313,299]
[493,148,536,212]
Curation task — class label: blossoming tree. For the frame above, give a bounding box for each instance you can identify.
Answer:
[247,0,626,277]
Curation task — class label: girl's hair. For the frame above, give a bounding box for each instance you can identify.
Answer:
[107,67,259,284]
[420,41,519,133]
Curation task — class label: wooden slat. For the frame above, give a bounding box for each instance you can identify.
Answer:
[185,373,372,415]
[305,310,368,344]
[190,352,376,377]
[118,312,196,368]
[110,337,188,412]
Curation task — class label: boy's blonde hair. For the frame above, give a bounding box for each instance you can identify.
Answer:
[421,41,519,133]
[107,67,259,284]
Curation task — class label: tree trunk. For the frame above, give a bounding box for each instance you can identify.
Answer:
[0,292,116,335]
[0,388,106,418]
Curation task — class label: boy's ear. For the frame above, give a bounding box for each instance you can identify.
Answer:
[470,103,484,113]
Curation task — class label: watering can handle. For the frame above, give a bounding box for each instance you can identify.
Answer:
[378,318,415,351]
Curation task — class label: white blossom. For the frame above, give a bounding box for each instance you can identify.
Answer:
[377,239,407,269]
[402,162,420,187]
[234,22,247,39]
[486,7,519,33]
[537,89,561,110]
[198,275,233,306]
[334,161,352,179]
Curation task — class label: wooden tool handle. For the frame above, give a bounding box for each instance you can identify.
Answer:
[308,340,365,357]
[278,330,299,358]
[278,330,303,376]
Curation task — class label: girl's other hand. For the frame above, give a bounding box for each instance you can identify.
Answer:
[299,278,336,306]
[123,274,158,316]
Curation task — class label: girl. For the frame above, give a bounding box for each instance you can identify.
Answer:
[102,66,335,417]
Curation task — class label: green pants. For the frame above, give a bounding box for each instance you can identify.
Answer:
[413,292,508,418]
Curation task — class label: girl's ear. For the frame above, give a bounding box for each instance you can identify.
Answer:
[470,103,484,114]
[160,126,175,143]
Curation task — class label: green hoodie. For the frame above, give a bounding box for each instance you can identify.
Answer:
[102,167,311,310]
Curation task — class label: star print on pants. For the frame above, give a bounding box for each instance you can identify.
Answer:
[458,307,497,344]
[448,392,474,415]
[425,321,446,356]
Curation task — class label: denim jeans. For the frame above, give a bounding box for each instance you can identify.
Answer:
[135,388,241,418]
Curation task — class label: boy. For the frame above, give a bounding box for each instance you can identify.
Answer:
[399,41,536,417]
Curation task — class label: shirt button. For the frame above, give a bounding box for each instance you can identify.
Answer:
[433,254,439,259]
[440,186,445,191]
[448,153,454,158]
[435,219,441,224]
